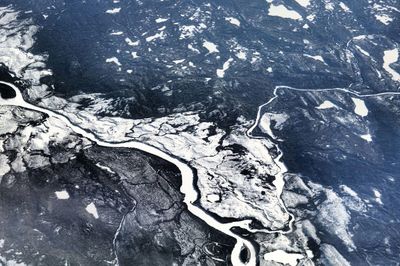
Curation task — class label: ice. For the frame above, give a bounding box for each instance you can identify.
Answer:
[105,8,121,14]
[320,244,351,266]
[0,154,10,177]
[360,134,372,142]
[263,250,304,266]
[339,2,350,12]
[316,100,337,109]
[216,58,233,78]
[55,190,70,200]
[125,38,139,46]
[268,4,303,20]
[203,40,219,53]
[105,57,121,66]
[86,202,99,219]
[145,31,166,42]
[110,31,123,36]
[383,48,400,82]
[131,52,139,59]
[372,188,383,205]
[155,17,169,23]
[375,14,393,25]
[355,45,370,57]
[351,98,368,117]
[304,54,325,63]
[294,0,310,8]
[225,17,240,26]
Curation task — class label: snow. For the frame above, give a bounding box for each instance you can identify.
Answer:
[125,38,139,46]
[304,54,325,63]
[263,250,304,266]
[216,58,233,78]
[203,40,219,53]
[339,2,350,12]
[173,59,185,64]
[356,45,370,57]
[105,8,121,14]
[86,202,99,219]
[155,17,169,23]
[145,31,166,42]
[267,67,273,73]
[383,48,400,82]
[360,134,372,142]
[131,52,139,59]
[316,100,337,109]
[55,190,70,200]
[373,188,383,205]
[268,4,303,20]
[351,98,368,117]
[225,17,240,26]
[105,57,121,66]
[110,31,123,36]
[294,0,311,8]
[375,14,393,25]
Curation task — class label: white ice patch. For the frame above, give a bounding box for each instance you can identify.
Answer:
[225,17,240,26]
[96,162,116,174]
[339,2,350,12]
[105,57,121,66]
[131,52,139,59]
[259,113,289,139]
[173,59,185,64]
[110,31,123,36]
[356,45,370,57]
[216,58,233,78]
[125,38,139,46]
[375,14,393,25]
[105,8,121,14]
[155,17,169,23]
[351,98,368,117]
[316,100,337,109]
[263,250,304,266]
[304,54,325,63]
[294,0,311,8]
[320,244,351,266]
[268,4,303,20]
[188,44,200,53]
[383,48,400,82]
[360,134,372,142]
[86,202,99,219]
[372,188,383,205]
[267,67,273,73]
[55,190,70,200]
[145,31,166,42]
[203,40,219,54]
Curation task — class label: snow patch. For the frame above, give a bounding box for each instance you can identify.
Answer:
[105,57,121,66]
[383,48,400,82]
[105,8,121,14]
[86,202,99,219]
[263,250,304,266]
[225,17,240,26]
[55,190,70,200]
[203,40,219,54]
[316,100,337,109]
[268,4,303,20]
[216,58,233,78]
[351,98,368,117]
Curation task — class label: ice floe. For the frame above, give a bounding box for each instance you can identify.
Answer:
[375,14,393,25]
[268,4,303,20]
[339,2,350,12]
[145,31,166,42]
[372,188,383,205]
[304,54,325,63]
